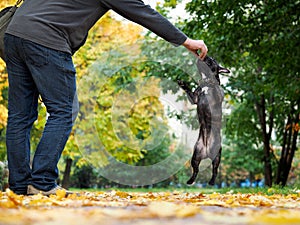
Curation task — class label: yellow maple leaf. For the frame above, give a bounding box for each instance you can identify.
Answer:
[54,189,66,200]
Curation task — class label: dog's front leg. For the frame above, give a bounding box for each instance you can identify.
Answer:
[185,86,201,105]
[177,80,199,104]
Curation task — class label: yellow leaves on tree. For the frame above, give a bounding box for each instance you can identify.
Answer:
[74,12,143,80]
[0,1,25,128]
[0,0,16,9]
[0,104,7,129]
[73,12,169,165]
[94,72,167,165]
[62,12,145,166]
[0,59,8,129]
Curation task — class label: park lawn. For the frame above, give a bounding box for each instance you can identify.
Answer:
[0,187,299,225]
[73,185,300,195]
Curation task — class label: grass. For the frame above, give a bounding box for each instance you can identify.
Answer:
[71,185,300,196]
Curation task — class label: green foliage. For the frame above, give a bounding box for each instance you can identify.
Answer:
[67,13,149,169]
[182,0,300,185]
[94,68,168,165]
[75,45,177,169]
[155,0,182,16]
[1,0,298,188]
[0,131,6,160]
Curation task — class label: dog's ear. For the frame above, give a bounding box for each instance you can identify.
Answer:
[218,66,230,74]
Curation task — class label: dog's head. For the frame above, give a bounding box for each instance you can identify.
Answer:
[197,56,230,84]
[204,56,230,75]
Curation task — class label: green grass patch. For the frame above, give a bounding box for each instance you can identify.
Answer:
[71,185,299,195]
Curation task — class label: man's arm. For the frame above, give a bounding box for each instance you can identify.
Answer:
[100,0,207,59]
[183,38,208,60]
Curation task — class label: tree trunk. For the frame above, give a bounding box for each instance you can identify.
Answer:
[255,94,273,187]
[276,101,299,186]
[263,145,273,187]
[62,158,73,189]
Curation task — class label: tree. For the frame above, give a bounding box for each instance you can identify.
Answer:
[64,12,187,187]
[183,0,300,186]
[60,13,147,186]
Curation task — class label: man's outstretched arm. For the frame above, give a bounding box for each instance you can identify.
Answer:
[100,0,207,59]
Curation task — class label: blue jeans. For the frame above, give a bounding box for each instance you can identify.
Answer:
[4,34,78,194]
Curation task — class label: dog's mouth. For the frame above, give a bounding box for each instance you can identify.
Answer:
[203,57,230,75]
[218,67,230,74]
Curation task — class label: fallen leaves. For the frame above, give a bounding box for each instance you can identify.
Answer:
[147,201,200,218]
[0,188,300,225]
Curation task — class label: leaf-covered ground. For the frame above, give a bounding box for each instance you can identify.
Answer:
[0,188,300,225]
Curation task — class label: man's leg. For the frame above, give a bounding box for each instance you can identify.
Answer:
[4,34,39,195]
[21,39,79,191]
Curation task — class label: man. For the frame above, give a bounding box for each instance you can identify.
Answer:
[4,0,208,195]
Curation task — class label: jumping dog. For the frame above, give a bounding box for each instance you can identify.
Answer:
[178,56,230,185]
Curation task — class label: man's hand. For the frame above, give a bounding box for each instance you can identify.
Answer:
[182,38,208,60]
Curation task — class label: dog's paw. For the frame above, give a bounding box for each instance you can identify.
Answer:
[186,178,195,185]
[208,180,215,186]
[177,80,184,86]
[177,81,190,90]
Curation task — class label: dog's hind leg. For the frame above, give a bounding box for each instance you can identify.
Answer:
[186,143,203,185]
[208,147,222,186]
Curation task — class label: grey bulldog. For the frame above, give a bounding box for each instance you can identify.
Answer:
[178,56,230,185]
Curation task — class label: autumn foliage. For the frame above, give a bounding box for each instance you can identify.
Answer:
[0,188,300,224]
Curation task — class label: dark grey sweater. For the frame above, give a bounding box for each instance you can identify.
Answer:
[6,0,187,54]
